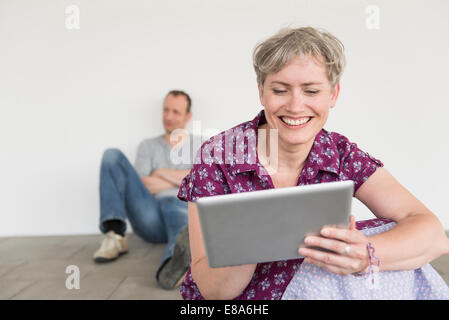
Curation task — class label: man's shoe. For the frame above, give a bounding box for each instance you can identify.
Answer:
[158,227,190,289]
[93,231,128,263]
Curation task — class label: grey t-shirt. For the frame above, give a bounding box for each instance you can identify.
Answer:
[134,134,202,198]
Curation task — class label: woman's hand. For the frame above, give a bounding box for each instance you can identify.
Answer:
[298,215,371,275]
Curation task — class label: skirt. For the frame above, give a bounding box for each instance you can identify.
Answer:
[282,221,449,300]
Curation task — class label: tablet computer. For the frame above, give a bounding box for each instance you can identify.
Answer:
[196,180,354,268]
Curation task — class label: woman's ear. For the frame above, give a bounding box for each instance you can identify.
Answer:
[330,83,340,109]
[258,83,265,106]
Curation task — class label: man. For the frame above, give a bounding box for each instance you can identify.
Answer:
[94,90,199,289]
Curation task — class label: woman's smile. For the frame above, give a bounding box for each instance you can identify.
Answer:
[279,115,313,128]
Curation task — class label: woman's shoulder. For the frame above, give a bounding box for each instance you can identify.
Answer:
[202,119,254,146]
[321,129,353,149]
[195,119,255,163]
[320,128,384,171]
[319,129,366,158]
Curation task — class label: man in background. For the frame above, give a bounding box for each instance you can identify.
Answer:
[94,90,199,289]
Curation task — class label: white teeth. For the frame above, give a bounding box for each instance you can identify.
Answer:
[281,117,311,126]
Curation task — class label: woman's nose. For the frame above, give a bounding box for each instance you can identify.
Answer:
[286,91,306,112]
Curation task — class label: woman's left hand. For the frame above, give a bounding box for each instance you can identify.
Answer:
[298,215,371,275]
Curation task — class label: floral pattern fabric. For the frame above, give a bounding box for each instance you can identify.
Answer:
[177,109,386,300]
[282,221,449,300]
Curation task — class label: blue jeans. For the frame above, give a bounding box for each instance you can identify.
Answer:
[99,148,188,281]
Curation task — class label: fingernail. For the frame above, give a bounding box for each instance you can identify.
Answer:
[321,229,330,236]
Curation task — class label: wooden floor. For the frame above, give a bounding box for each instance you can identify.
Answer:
[1,232,449,299]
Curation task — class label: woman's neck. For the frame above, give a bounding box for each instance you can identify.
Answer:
[257,123,314,174]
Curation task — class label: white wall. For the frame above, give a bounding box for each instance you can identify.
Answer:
[1,0,448,236]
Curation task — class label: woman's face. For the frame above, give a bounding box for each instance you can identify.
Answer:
[258,55,340,148]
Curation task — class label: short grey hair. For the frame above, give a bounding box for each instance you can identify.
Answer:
[253,26,346,91]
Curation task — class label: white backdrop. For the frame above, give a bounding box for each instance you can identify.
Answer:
[1,0,448,236]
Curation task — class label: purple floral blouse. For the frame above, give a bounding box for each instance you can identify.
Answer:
[177,109,386,300]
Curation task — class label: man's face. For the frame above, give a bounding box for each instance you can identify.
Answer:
[162,94,192,134]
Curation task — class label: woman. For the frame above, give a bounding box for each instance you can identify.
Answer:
[177,26,449,300]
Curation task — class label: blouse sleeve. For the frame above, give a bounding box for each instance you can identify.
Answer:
[177,143,230,202]
[340,143,384,196]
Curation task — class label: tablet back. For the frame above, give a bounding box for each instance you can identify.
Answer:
[196,180,354,268]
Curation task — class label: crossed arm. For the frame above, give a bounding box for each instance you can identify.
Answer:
[141,168,191,195]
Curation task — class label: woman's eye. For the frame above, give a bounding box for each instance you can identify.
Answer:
[306,90,319,95]
[273,89,287,94]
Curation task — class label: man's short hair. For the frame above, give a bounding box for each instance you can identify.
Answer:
[166,90,192,114]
